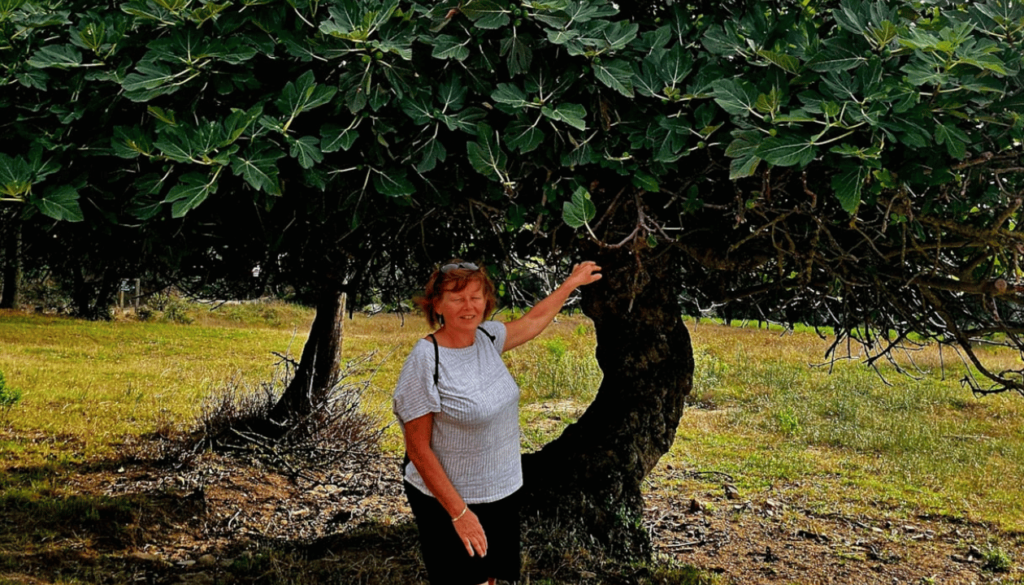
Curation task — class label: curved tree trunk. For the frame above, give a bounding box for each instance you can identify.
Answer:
[521,245,694,559]
[0,218,21,310]
[267,289,346,426]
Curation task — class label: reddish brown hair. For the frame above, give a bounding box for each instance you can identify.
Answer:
[415,259,498,329]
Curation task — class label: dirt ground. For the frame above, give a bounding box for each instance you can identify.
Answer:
[1,433,1022,584]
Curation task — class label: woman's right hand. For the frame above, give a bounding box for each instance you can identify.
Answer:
[453,508,488,557]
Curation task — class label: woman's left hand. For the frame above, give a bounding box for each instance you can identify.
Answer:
[565,261,602,290]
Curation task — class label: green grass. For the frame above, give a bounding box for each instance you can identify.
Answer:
[2,304,1024,582]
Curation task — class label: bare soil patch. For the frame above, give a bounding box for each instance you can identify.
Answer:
[1,431,1021,584]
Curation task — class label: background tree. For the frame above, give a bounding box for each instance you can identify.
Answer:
[5,0,1024,558]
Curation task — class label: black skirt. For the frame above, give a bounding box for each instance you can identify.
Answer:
[404,481,521,585]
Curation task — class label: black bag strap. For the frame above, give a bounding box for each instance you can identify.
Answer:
[427,333,440,387]
[427,326,496,388]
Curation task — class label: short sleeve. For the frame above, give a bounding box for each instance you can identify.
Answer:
[480,320,508,353]
[392,343,441,424]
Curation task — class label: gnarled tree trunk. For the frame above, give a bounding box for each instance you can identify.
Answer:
[521,245,693,559]
[267,289,346,426]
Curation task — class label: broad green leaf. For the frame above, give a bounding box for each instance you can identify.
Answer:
[501,34,532,76]
[461,0,510,29]
[541,103,587,131]
[373,169,416,196]
[432,34,471,61]
[111,126,153,159]
[562,186,596,229]
[164,173,218,218]
[492,83,531,108]
[755,135,817,167]
[593,59,634,97]
[35,185,84,222]
[504,120,545,153]
[27,44,83,68]
[632,171,660,192]
[935,122,969,159]
[0,154,32,197]
[321,124,360,153]
[724,131,761,179]
[658,45,693,87]
[831,165,866,213]
[416,139,447,173]
[466,123,508,178]
[806,47,864,72]
[711,78,759,116]
[230,145,284,194]
[288,136,323,169]
[757,49,800,74]
[438,76,468,112]
[441,107,488,133]
[276,71,337,120]
[600,21,639,51]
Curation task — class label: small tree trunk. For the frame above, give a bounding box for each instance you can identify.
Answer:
[0,220,22,310]
[267,290,346,425]
[521,245,693,559]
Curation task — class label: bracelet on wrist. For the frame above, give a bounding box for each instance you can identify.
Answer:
[452,506,468,522]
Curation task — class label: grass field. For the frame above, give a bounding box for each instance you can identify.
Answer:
[1,302,1023,583]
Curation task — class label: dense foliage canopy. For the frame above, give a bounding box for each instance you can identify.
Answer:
[4,0,1024,392]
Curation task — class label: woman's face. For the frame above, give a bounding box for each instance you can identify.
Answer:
[435,279,486,333]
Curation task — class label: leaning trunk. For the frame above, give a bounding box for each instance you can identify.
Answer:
[0,219,22,310]
[521,245,693,559]
[267,290,346,425]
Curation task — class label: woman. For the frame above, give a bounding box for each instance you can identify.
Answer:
[393,259,602,585]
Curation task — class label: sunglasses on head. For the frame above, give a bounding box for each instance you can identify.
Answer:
[440,262,479,274]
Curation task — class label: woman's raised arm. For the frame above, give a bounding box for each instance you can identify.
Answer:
[502,261,602,352]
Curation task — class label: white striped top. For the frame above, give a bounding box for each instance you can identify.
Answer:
[392,320,522,503]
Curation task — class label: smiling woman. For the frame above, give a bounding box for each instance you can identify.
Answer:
[393,258,601,585]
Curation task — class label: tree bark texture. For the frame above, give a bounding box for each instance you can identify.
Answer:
[268,290,346,425]
[0,219,21,309]
[521,245,694,559]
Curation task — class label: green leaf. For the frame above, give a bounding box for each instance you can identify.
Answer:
[276,70,338,119]
[757,49,800,74]
[230,145,284,195]
[593,59,634,97]
[164,173,217,218]
[724,131,762,179]
[562,186,596,229]
[501,34,532,76]
[373,169,416,196]
[432,34,471,61]
[492,83,531,108]
[504,120,545,153]
[711,78,759,117]
[288,136,323,169]
[935,122,968,159]
[541,103,587,131]
[27,44,83,68]
[755,135,817,167]
[35,185,84,222]
[321,124,360,153]
[416,138,447,173]
[806,47,864,72]
[111,126,153,159]
[466,123,508,179]
[461,0,510,28]
[831,165,866,213]
[0,154,33,198]
[632,171,660,192]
